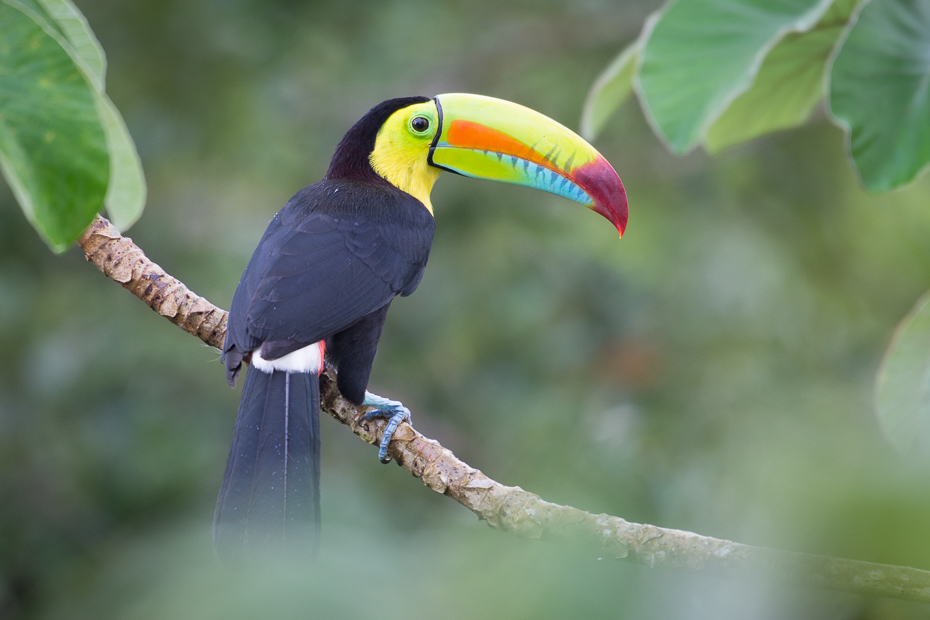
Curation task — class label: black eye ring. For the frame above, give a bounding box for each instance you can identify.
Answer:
[410,116,430,133]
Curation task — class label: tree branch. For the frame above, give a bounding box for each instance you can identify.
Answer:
[78,215,930,603]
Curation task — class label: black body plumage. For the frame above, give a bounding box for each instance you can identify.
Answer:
[215,97,435,560]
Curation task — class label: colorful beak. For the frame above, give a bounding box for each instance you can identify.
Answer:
[428,93,628,237]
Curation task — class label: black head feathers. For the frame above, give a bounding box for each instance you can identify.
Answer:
[325,96,431,182]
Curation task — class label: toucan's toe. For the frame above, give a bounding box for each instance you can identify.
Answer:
[360,392,411,463]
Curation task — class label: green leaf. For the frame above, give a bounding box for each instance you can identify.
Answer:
[829,0,930,191]
[876,291,930,454]
[637,0,835,154]
[580,40,642,141]
[705,0,860,152]
[95,93,145,230]
[10,0,146,231]
[36,0,107,88]
[0,1,109,251]
[11,0,105,88]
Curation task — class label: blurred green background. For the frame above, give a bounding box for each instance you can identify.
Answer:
[2,0,930,617]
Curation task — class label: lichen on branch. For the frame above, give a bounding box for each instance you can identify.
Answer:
[78,216,227,347]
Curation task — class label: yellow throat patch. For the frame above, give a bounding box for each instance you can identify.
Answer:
[369,102,441,214]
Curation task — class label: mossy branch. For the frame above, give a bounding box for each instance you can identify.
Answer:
[78,215,930,603]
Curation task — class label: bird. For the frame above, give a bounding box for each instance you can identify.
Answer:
[214,93,628,560]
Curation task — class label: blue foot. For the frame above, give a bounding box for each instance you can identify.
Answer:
[359,392,411,464]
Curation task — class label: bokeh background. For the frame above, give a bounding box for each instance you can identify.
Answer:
[2,0,930,618]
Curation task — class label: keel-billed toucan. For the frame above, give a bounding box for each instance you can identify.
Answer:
[215,93,627,559]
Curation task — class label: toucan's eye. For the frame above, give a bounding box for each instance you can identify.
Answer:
[410,116,430,133]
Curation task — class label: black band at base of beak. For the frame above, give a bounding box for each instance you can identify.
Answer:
[427,96,461,176]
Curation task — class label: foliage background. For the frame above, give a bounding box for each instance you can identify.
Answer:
[2,0,930,617]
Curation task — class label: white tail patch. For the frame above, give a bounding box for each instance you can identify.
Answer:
[252,342,323,374]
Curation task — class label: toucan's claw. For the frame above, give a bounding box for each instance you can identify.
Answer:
[360,392,411,463]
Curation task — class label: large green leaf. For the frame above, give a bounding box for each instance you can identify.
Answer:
[0,1,109,251]
[93,91,146,231]
[637,0,834,154]
[12,0,105,87]
[829,0,930,191]
[580,40,641,142]
[705,0,859,152]
[876,291,930,453]
[12,0,145,231]
[36,0,107,88]
[580,13,666,143]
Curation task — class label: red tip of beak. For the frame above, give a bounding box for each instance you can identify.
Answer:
[573,156,628,238]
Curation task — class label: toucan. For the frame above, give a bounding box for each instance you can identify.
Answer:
[214,93,628,560]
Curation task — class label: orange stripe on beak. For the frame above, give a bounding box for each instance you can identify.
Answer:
[446,120,566,178]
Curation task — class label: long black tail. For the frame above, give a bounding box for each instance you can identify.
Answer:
[213,368,321,561]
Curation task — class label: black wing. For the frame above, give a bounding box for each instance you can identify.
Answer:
[224,179,434,380]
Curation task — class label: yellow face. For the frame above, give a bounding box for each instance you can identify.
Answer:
[369,101,442,214]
